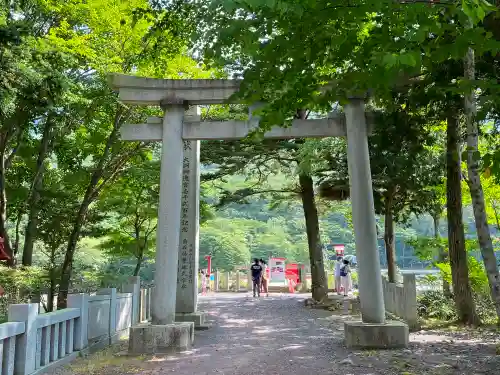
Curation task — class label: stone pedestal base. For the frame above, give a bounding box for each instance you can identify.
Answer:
[128,322,194,354]
[175,312,207,329]
[344,320,409,349]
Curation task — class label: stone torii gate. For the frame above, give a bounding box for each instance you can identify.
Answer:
[109,74,409,353]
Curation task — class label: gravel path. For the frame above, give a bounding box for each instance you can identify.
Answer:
[53,292,500,375]
[166,293,346,374]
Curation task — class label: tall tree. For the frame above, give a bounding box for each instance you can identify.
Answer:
[23,0,212,308]
[316,108,443,282]
[423,185,452,296]
[462,9,500,321]
[446,109,480,325]
[0,0,73,264]
[34,168,85,311]
[97,160,161,276]
[369,109,443,282]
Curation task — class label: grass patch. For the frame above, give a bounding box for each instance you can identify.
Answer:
[419,317,500,335]
[50,341,149,375]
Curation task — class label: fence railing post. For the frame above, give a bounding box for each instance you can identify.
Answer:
[236,272,241,292]
[381,276,389,312]
[8,303,38,375]
[97,288,117,344]
[224,272,230,291]
[123,276,140,325]
[67,293,88,351]
[214,271,220,292]
[139,289,145,322]
[147,287,152,321]
[403,274,418,329]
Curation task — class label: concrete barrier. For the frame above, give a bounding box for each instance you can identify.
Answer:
[381,274,418,330]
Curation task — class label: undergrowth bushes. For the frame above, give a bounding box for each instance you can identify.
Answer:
[417,257,497,324]
[418,289,496,323]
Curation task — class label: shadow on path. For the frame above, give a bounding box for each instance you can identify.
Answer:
[51,292,500,375]
[152,293,345,374]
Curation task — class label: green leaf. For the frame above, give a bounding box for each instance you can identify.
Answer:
[462,0,475,21]
[461,150,469,162]
[382,53,397,68]
[399,53,417,67]
[479,0,497,12]
[476,5,486,22]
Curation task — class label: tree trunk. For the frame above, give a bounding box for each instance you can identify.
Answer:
[133,254,143,276]
[464,46,500,323]
[57,201,89,309]
[299,173,327,302]
[133,217,143,277]
[446,112,480,325]
[384,193,397,283]
[433,214,451,297]
[47,267,56,313]
[0,150,14,266]
[12,210,23,258]
[23,118,53,266]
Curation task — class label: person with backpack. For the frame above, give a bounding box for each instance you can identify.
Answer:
[340,259,351,297]
[250,258,263,297]
[334,256,343,295]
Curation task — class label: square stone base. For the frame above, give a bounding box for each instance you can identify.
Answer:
[175,311,205,327]
[344,320,409,349]
[128,322,194,354]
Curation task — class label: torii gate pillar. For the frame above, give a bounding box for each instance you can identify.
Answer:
[174,106,207,328]
[343,99,409,348]
[129,102,195,354]
[344,99,385,323]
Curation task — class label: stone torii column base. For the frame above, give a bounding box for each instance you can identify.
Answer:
[344,321,409,349]
[128,322,194,354]
[175,312,210,330]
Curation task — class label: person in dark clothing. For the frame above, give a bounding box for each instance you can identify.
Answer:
[250,258,263,297]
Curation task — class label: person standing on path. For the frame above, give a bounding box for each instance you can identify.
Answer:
[340,259,351,297]
[200,269,207,295]
[334,256,343,295]
[259,259,269,297]
[250,258,263,297]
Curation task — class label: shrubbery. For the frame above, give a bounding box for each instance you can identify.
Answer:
[417,256,497,324]
[418,290,457,320]
[0,263,132,319]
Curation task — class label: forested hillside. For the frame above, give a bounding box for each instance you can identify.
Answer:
[199,173,493,272]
